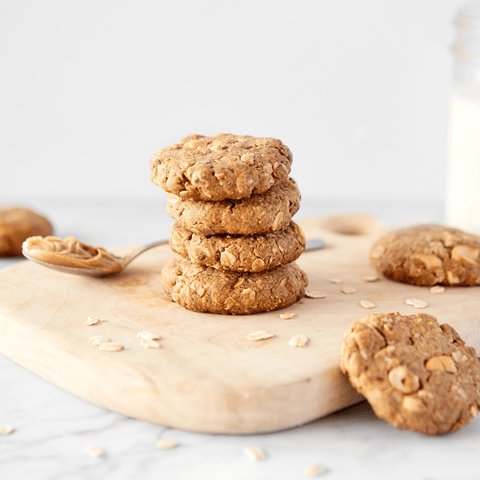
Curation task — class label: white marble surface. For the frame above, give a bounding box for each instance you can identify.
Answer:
[1,198,479,480]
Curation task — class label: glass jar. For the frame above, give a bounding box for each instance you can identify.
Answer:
[447,1,480,234]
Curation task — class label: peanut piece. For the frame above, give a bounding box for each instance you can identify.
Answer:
[451,245,479,265]
[388,366,420,394]
[412,254,443,269]
[425,355,457,373]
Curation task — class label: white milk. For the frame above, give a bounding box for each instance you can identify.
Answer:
[446,82,480,234]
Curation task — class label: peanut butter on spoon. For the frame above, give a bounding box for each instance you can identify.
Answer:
[23,236,125,274]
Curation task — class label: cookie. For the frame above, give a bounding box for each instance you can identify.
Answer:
[169,221,306,273]
[166,177,301,236]
[370,224,480,286]
[341,313,480,435]
[0,207,53,257]
[162,256,308,315]
[150,133,292,201]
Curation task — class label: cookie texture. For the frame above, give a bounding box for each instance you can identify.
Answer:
[167,177,301,236]
[370,224,480,286]
[341,313,480,435]
[162,256,308,315]
[169,221,306,273]
[150,133,292,201]
[0,207,53,257]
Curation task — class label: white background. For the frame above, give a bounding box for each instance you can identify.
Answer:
[0,0,468,205]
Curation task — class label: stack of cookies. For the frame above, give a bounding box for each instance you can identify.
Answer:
[150,133,308,315]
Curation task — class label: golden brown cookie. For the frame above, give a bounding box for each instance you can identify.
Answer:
[166,177,301,236]
[370,224,480,286]
[0,207,53,257]
[162,256,308,315]
[341,313,480,435]
[150,133,292,201]
[169,221,306,273]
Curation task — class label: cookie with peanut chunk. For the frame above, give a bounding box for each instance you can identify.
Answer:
[162,256,308,315]
[150,134,292,201]
[166,177,300,236]
[0,207,53,257]
[169,221,306,273]
[370,224,480,286]
[341,313,480,435]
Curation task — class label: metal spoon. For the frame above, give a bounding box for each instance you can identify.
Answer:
[23,238,325,278]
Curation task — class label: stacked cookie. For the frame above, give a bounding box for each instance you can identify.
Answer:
[150,133,308,315]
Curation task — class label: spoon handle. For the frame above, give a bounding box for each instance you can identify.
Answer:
[123,239,169,265]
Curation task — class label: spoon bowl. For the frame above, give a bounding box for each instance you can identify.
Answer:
[21,253,110,277]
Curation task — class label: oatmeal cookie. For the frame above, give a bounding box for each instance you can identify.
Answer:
[169,221,306,273]
[341,313,480,435]
[162,256,308,315]
[150,133,292,201]
[0,207,53,257]
[166,177,301,236]
[370,224,480,286]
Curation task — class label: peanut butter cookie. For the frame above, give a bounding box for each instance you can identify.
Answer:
[341,313,480,435]
[162,256,308,315]
[370,224,480,286]
[0,207,53,257]
[150,134,292,201]
[169,221,306,273]
[166,177,300,236]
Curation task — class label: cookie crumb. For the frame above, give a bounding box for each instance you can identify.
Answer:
[289,335,308,347]
[84,316,102,326]
[0,425,13,435]
[88,336,110,346]
[329,278,343,284]
[430,286,445,294]
[279,312,294,319]
[247,331,274,341]
[405,298,427,309]
[244,447,265,461]
[341,287,356,294]
[304,464,326,477]
[305,291,327,299]
[156,439,178,449]
[140,338,161,349]
[362,275,379,282]
[360,300,375,309]
[137,331,161,341]
[98,342,123,352]
[85,446,103,457]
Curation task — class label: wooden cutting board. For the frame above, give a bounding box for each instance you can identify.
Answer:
[1,214,479,434]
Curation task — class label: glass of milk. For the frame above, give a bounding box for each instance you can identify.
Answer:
[447,1,480,234]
